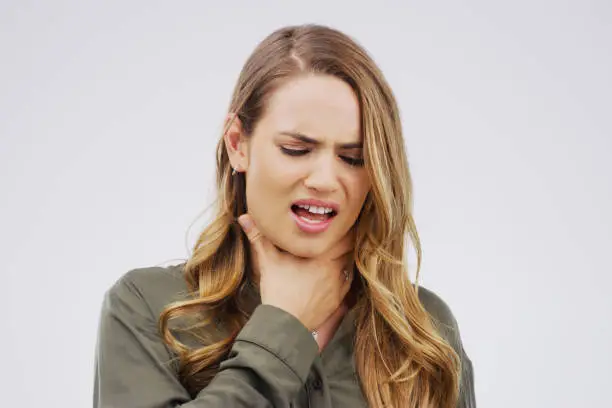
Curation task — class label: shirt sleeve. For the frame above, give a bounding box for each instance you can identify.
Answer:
[457,347,476,408]
[93,275,319,408]
[416,287,477,408]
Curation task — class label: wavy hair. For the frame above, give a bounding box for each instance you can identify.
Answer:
[159,24,460,407]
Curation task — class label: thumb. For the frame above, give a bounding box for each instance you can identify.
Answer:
[238,214,266,253]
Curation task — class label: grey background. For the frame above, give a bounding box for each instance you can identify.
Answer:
[1,1,610,407]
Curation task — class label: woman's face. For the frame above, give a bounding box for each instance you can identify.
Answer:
[230,74,371,258]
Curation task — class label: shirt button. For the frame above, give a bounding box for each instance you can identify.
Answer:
[312,377,323,391]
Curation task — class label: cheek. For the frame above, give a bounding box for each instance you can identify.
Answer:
[346,173,371,209]
[245,150,304,215]
[249,146,301,185]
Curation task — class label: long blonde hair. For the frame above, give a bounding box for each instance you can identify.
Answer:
[160,24,460,407]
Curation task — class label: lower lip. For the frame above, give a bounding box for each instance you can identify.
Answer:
[290,210,335,233]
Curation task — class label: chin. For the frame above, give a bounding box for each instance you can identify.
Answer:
[276,239,329,259]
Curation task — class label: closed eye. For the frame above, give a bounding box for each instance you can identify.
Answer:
[280,146,364,167]
[341,156,364,167]
[280,146,310,156]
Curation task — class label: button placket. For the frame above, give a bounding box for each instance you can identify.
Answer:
[312,376,323,391]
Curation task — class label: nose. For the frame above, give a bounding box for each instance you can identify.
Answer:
[303,153,340,193]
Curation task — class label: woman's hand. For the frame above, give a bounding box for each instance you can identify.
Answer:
[309,302,349,352]
[238,213,354,343]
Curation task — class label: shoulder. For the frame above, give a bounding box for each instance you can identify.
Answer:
[417,286,459,329]
[103,262,190,319]
[417,286,476,405]
[416,286,466,355]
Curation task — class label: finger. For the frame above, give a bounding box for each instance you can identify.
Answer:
[321,301,349,326]
[339,282,352,303]
[337,268,353,296]
[238,214,268,255]
[329,272,353,320]
[339,268,354,285]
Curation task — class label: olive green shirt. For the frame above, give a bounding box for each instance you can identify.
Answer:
[93,264,475,407]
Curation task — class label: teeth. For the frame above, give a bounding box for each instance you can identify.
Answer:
[297,204,334,214]
[299,216,324,224]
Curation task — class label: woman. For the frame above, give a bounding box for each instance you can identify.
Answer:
[94,24,475,408]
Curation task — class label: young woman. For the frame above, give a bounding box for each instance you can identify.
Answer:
[94,24,476,408]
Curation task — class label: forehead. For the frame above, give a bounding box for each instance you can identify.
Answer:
[260,74,361,141]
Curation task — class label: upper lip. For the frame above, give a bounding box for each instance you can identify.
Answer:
[291,198,340,213]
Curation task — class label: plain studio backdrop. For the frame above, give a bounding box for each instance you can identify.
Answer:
[1,1,610,407]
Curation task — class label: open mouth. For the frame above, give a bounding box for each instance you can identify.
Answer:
[290,203,338,223]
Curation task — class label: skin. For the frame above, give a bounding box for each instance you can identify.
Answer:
[226,73,371,258]
[226,74,371,350]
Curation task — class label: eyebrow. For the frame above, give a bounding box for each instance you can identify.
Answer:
[278,131,363,149]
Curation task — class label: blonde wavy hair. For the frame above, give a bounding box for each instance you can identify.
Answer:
[159,24,460,407]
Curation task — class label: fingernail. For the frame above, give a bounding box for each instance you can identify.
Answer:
[238,215,252,232]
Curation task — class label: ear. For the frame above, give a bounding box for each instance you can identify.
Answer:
[223,113,249,173]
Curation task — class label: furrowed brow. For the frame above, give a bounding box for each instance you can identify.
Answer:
[279,131,362,149]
